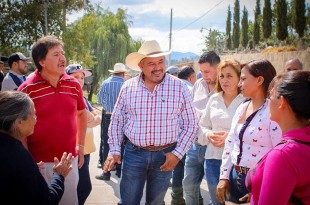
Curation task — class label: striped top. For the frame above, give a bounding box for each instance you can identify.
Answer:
[18,70,86,162]
[97,75,125,113]
[108,73,199,159]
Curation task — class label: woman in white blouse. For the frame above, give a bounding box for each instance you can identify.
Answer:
[215,59,282,204]
[197,59,244,205]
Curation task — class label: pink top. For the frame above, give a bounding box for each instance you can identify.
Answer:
[246,125,310,205]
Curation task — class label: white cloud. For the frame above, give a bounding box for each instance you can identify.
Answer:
[68,0,259,54]
[129,27,204,54]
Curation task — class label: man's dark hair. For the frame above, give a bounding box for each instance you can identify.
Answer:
[198,51,220,66]
[32,35,64,72]
[178,66,195,80]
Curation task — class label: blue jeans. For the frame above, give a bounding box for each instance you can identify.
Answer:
[205,159,224,205]
[100,113,121,176]
[120,141,175,205]
[183,143,206,205]
[77,154,91,205]
[228,167,249,203]
[171,155,186,205]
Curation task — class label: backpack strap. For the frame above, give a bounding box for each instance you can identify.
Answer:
[9,72,24,89]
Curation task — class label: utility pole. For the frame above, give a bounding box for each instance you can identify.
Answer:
[168,8,172,66]
[44,0,48,34]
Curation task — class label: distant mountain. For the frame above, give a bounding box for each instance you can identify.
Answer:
[170,51,199,62]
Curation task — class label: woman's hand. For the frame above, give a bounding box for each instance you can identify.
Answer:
[216,179,230,203]
[53,152,74,177]
[208,131,228,147]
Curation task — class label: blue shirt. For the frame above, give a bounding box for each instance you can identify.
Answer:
[97,75,125,112]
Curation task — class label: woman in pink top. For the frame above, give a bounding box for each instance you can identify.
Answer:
[246,70,310,204]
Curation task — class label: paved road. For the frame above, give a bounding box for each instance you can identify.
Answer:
[85,123,211,205]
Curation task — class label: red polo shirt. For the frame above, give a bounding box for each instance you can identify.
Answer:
[18,70,86,162]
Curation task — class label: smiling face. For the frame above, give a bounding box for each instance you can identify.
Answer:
[219,65,240,94]
[139,56,166,85]
[39,45,66,78]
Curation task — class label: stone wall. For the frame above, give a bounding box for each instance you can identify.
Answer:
[192,49,309,74]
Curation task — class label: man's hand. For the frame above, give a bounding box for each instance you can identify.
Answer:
[103,155,121,172]
[160,152,180,171]
[216,179,230,203]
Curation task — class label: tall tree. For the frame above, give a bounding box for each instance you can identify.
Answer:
[253,0,261,46]
[64,7,134,100]
[232,0,240,49]
[292,0,306,38]
[226,5,232,50]
[241,6,249,48]
[262,0,272,39]
[275,0,288,41]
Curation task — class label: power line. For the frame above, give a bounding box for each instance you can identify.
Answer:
[160,0,225,44]
[175,0,225,33]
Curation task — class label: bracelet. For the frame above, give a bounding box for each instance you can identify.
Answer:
[78,144,84,148]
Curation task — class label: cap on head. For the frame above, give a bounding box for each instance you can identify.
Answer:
[167,66,179,75]
[65,64,92,77]
[125,40,171,71]
[108,63,128,73]
[8,52,30,67]
[0,55,8,63]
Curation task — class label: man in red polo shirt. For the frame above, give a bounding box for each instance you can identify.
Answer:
[18,35,87,205]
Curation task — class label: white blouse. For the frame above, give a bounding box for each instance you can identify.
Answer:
[197,92,244,160]
[219,99,282,180]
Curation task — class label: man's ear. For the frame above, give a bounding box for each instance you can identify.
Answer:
[38,59,45,69]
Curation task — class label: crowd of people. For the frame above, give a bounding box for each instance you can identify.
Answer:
[0,35,309,205]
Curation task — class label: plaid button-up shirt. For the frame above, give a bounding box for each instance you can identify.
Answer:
[108,73,198,159]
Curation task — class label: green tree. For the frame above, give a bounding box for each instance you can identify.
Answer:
[275,0,288,41]
[64,7,134,100]
[204,29,225,53]
[253,0,261,46]
[292,0,306,38]
[241,6,249,48]
[232,0,240,49]
[0,0,88,55]
[226,5,232,50]
[262,0,272,39]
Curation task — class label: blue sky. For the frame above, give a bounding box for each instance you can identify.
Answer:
[68,0,259,54]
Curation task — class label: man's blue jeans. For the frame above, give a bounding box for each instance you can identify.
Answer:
[183,143,207,205]
[205,159,224,205]
[120,141,175,205]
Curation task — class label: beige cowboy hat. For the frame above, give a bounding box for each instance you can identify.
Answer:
[108,63,128,73]
[125,40,171,71]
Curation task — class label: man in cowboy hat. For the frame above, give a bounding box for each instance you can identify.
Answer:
[96,62,127,180]
[103,40,198,204]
